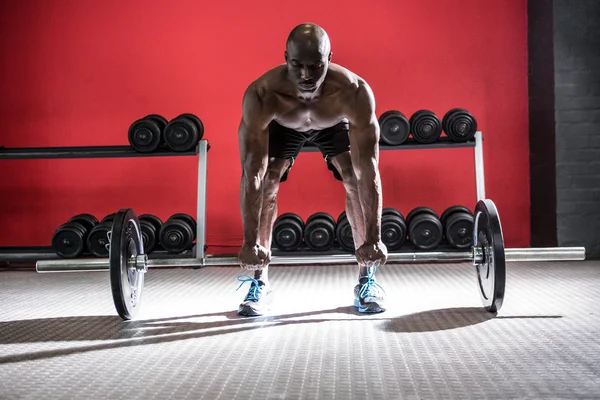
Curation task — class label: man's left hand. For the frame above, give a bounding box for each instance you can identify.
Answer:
[355,241,388,267]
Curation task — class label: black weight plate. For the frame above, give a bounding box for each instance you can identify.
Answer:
[442,108,478,142]
[86,223,112,257]
[406,206,439,228]
[473,199,506,312]
[445,212,474,249]
[128,118,162,153]
[337,211,347,225]
[139,214,163,233]
[52,223,86,258]
[276,213,305,230]
[102,213,116,225]
[382,207,405,221]
[169,213,196,238]
[164,117,199,152]
[160,219,194,253]
[68,213,98,233]
[304,217,336,251]
[378,110,410,146]
[67,221,87,237]
[408,214,443,250]
[177,113,205,140]
[273,218,304,251]
[110,208,145,320]
[381,214,407,250]
[139,219,158,253]
[409,110,442,144]
[144,114,168,131]
[335,217,355,253]
[305,212,336,228]
[440,205,473,227]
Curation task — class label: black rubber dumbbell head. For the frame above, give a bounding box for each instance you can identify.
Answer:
[304,212,336,251]
[52,221,88,258]
[273,213,304,251]
[86,222,112,257]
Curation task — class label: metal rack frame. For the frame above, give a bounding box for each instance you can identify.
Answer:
[0,133,484,263]
[193,132,485,259]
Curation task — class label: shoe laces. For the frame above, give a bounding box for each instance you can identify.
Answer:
[358,266,386,299]
[237,275,262,301]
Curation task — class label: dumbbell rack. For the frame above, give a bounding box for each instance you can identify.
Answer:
[0,133,485,263]
[0,143,207,263]
[271,133,486,256]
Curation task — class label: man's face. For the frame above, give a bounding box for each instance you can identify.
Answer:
[285,42,330,93]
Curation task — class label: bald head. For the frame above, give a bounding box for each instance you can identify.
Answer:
[286,23,331,55]
[284,23,332,94]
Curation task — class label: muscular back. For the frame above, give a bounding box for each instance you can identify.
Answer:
[247,63,368,132]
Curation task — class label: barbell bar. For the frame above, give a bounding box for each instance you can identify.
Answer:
[36,247,585,273]
[35,199,586,321]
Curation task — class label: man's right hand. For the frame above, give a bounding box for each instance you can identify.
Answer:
[237,243,271,271]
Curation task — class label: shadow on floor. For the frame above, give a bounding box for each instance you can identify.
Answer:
[0,307,562,364]
[380,308,561,333]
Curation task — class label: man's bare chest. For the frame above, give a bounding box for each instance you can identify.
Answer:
[272,93,348,132]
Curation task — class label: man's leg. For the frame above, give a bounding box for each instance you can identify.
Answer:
[329,152,385,313]
[254,157,292,285]
[328,152,368,275]
[237,121,305,316]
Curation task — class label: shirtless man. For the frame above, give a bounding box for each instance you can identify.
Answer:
[236,23,388,316]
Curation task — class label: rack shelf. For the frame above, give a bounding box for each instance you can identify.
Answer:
[0,144,202,160]
[301,137,476,152]
[0,132,484,264]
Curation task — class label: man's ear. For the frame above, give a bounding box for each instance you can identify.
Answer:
[328,52,332,62]
[284,51,288,63]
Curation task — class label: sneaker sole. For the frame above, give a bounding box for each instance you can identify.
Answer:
[237,293,274,317]
[354,299,386,313]
[237,304,266,316]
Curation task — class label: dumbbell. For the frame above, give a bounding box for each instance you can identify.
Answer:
[159,213,197,253]
[409,110,443,144]
[128,114,169,153]
[406,207,443,250]
[378,110,410,146]
[101,213,116,225]
[304,212,336,251]
[440,205,474,249]
[442,108,478,142]
[52,213,98,258]
[335,211,355,253]
[382,208,407,251]
[139,214,163,253]
[164,113,204,152]
[273,213,304,252]
[87,220,113,258]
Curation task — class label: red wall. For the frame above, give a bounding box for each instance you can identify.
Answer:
[0,0,530,253]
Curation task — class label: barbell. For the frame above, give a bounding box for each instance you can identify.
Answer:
[36,199,586,321]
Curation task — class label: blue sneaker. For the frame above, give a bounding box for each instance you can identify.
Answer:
[236,275,273,316]
[353,266,386,313]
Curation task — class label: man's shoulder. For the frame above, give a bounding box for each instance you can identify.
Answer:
[326,64,373,108]
[245,65,288,97]
[326,63,370,96]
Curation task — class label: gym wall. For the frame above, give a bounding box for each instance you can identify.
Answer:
[529,0,600,257]
[0,0,530,252]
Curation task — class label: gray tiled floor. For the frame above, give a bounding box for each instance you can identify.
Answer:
[1,260,599,399]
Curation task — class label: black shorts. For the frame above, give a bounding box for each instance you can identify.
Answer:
[268,120,350,182]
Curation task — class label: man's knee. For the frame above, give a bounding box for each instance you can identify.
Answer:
[329,153,357,188]
[338,164,357,187]
[264,159,290,193]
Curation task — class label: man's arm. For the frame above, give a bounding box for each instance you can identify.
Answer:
[346,80,382,245]
[238,84,272,246]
